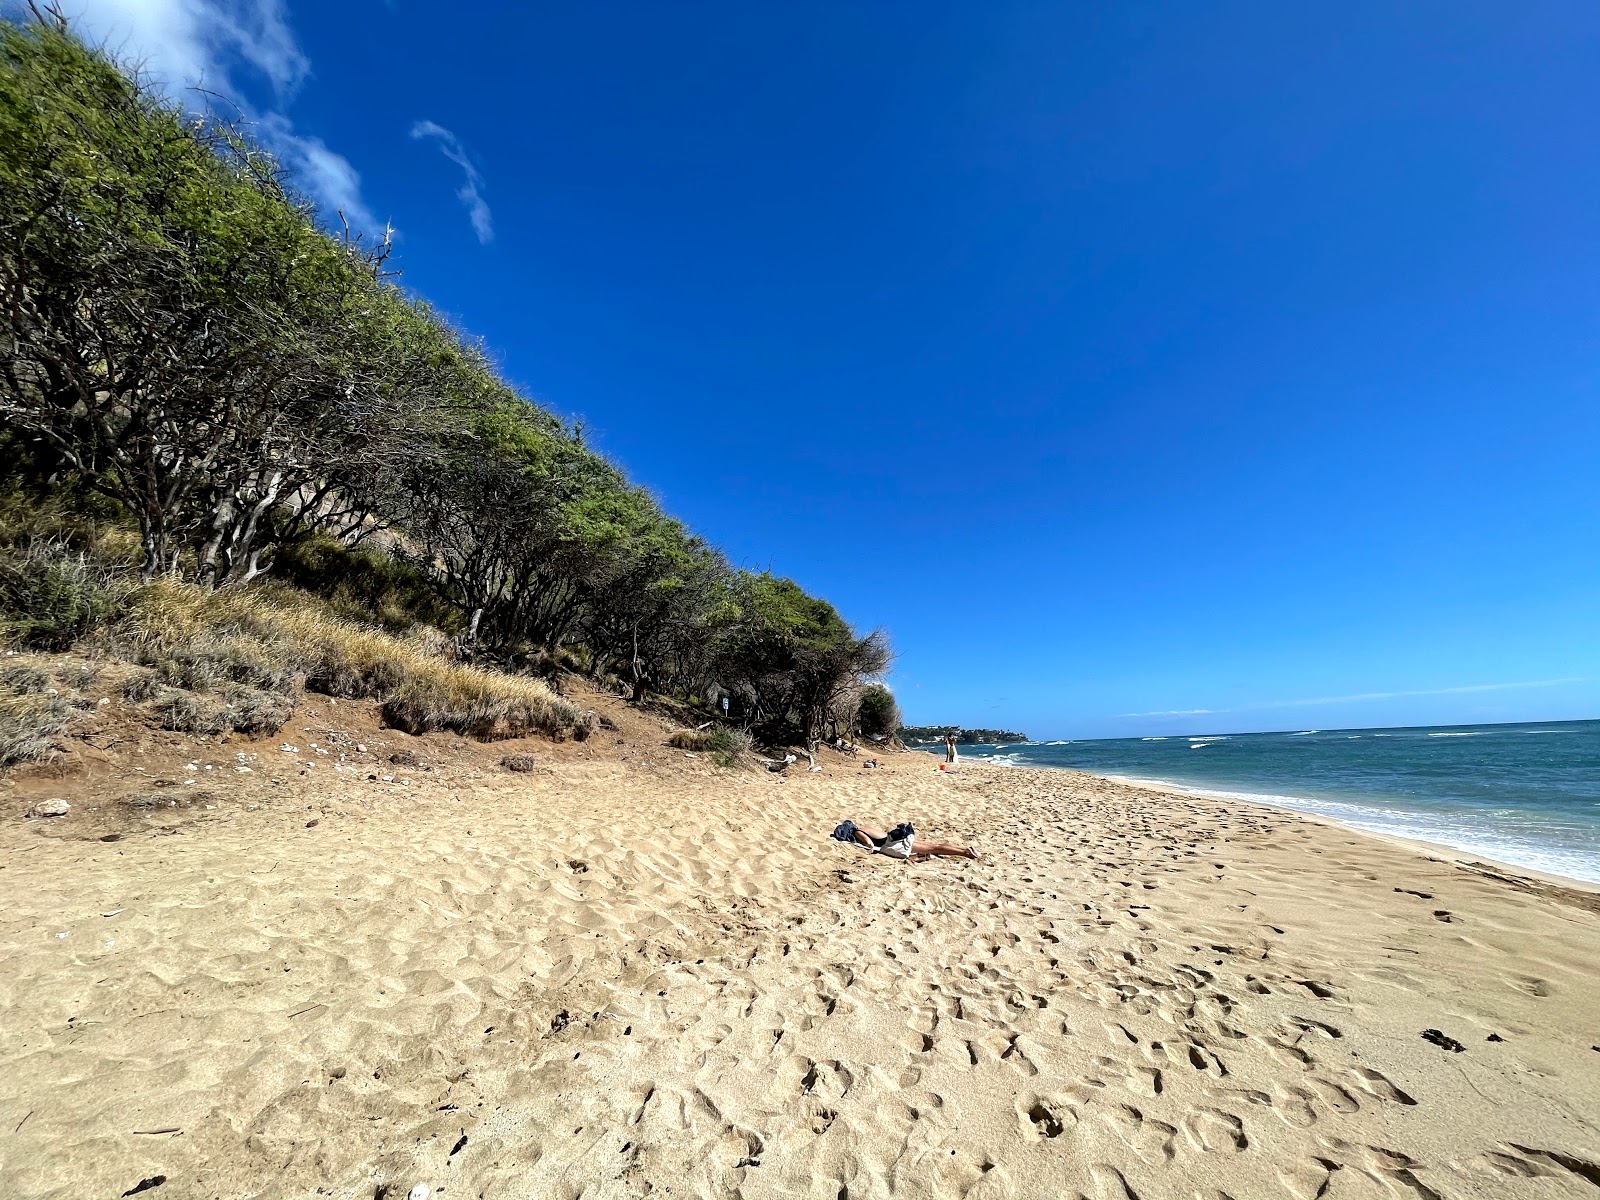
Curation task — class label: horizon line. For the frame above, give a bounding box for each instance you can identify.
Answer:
[1122,677,1586,718]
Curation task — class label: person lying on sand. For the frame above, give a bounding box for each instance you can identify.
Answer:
[831,819,981,863]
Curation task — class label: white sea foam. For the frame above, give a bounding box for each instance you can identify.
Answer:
[1289,730,1319,736]
[1140,737,1168,742]
[1045,740,1072,745]
[1428,732,1491,737]
[1098,774,1600,883]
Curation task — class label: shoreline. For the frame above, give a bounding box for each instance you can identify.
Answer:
[955,747,1600,889]
[1073,765,1600,900]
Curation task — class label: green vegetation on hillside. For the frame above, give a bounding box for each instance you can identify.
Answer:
[0,15,887,749]
[900,727,1030,745]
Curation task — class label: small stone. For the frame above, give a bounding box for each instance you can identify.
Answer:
[408,1186,430,1200]
[27,799,70,818]
[330,1065,347,1079]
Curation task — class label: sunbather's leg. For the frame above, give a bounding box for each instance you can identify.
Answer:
[910,840,981,860]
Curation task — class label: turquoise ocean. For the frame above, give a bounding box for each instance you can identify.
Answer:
[958,720,1600,883]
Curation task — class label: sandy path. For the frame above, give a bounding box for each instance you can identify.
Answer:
[3,746,1599,1199]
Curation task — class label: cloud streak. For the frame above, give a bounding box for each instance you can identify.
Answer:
[411,121,493,243]
[1125,678,1585,718]
[63,0,379,232]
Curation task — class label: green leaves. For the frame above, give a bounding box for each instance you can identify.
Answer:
[0,14,888,741]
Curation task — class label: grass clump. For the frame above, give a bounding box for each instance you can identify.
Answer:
[500,753,538,772]
[116,581,582,741]
[668,725,749,764]
[55,662,100,689]
[1,664,51,694]
[149,689,231,735]
[0,691,71,767]
[380,672,576,741]
[146,685,295,736]
[121,670,164,702]
[667,728,713,750]
[223,687,295,735]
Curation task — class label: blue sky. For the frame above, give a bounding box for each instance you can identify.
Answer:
[62,0,1600,738]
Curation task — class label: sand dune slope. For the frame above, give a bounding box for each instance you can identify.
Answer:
[3,745,1599,1199]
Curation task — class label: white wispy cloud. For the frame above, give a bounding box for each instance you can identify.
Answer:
[1125,678,1585,718]
[61,0,379,232]
[411,120,493,243]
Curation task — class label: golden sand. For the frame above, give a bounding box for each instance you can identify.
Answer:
[3,697,1599,1199]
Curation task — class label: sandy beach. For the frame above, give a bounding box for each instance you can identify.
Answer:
[4,695,1600,1200]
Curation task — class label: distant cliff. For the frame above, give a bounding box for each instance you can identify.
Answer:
[900,726,1029,745]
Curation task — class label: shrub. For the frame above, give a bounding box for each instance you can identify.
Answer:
[0,691,71,766]
[146,685,293,736]
[667,728,712,750]
[856,684,901,740]
[0,541,127,650]
[501,753,538,772]
[706,725,751,768]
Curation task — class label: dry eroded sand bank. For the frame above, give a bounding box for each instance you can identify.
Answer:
[3,723,1599,1199]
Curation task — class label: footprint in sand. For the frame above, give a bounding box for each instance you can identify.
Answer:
[1347,1065,1418,1106]
[1181,1106,1248,1153]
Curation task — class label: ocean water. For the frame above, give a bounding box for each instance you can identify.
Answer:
[959,720,1600,883]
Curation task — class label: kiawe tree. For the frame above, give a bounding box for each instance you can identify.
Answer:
[0,19,406,583]
[0,11,892,749]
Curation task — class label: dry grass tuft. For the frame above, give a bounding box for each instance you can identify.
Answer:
[1,664,51,694]
[666,725,749,765]
[144,684,293,736]
[500,753,538,772]
[55,662,100,689]
[225,687,296,736]
[114,581,582,741]
[0,691,71,767]
[121,670,164,702]
[148,689,231,735]
[380,672,574,741]
[667,728,713,750]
